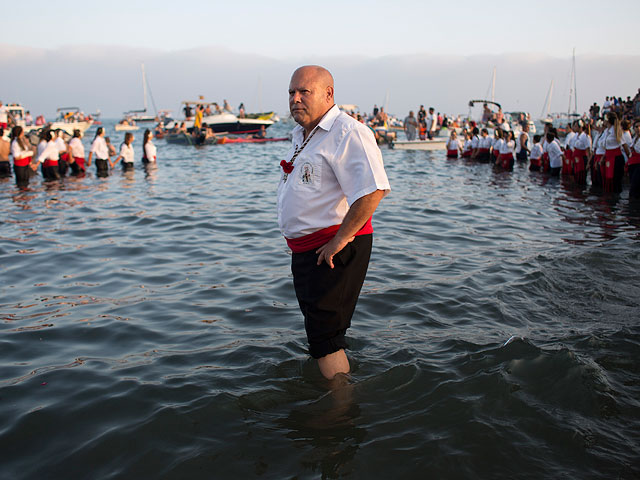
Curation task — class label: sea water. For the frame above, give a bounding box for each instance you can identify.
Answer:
[1,120,639,479]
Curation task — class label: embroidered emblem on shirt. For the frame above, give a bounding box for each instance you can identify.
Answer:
[300,162,313,184]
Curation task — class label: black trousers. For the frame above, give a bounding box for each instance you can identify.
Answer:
[629,164,640,199]
[14,165,34,187]
[95,158,109,177]
[291,234,372,359]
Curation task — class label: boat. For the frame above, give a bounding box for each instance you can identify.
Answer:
[216,136,289,145]
[47,107,94,135]
[171,100,275,134]
[122,63,160,123]
[114,122,140,132]
[390,139,447,151]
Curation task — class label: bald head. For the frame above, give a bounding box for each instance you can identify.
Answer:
[289,65,335,134]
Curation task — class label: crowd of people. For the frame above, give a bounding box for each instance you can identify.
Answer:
[443,110,639,198]
[0,125,158,188]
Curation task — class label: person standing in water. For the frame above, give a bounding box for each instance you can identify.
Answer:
[87,127,111,177]
[10,126,36,187]
[142,129,157,165]
[0,127,10,178]
[111,132,135,171]
[277,65,390,380]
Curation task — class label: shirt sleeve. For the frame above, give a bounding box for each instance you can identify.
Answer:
[330,125,390,206]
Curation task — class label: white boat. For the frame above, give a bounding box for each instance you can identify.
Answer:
[390,139,447,151]
[49,107,94,135]
[123,63,161,123]
[171,100,275,134]
[114,123,140,132]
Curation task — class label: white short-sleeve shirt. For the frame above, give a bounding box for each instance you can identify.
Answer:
[277,105,390,239]
[530,143,543,160]
[69,137,84,157]
[91,136,109,159]
[546,140,563,168]
[119,143,134,163]
[144,142,157,161]
[574,132,591,150]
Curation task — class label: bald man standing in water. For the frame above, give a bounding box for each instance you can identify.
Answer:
[277,66,390,379]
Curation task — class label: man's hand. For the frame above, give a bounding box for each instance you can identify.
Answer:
[316,235,355,268]
[314,189,386,268]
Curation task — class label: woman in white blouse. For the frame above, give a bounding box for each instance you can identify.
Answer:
[573,123,592,186]
[87,127,110,177]
[142,129,157,165]
[601,112,631,193]
[111,132,135,171]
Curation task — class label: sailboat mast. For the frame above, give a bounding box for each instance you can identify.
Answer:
[491,66,496,103]
[141,63,148,112]
[540,79,554,120]
[567,48,576,118]
[572,49,578,115]
[547,80,554,118]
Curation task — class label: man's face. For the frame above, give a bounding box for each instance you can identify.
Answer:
[288,69,332,131]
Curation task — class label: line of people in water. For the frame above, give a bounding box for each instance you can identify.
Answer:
[444,111,640,198]
[0,125,158,188]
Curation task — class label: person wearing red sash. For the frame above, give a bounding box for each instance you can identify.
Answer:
[446,130,461,158]
[498,130,515,170]
[36,130,61,181]
[9,126,36,187]
[602,112,630,193]
[277,66,390,379]
[491,129,503,165]
[68,129,86,175]
[529,135,543,171]
[54,129,70,177]
[563,123,577,177]
[590,122,606,190]
[573,123,592,186]
[461,129,472,158]
[628,120,640,199]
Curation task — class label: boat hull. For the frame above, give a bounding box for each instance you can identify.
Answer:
[391,139,447,151]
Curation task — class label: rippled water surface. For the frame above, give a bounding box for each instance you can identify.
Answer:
[1,121,639,479]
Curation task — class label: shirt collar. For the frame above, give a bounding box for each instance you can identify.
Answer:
[293,104,340,139]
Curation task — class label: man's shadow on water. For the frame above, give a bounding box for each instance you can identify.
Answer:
[276,376,366,479]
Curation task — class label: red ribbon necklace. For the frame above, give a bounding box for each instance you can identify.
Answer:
[280,126,319,182]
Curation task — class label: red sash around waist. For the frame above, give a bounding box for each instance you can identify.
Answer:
[603,147,622,180]
[479,148,489,153]
[462,150,471,158]
[44,159,59,167]
[629,151,640,166]
[574,148,586,173]
[14,155,32,167]
[286,217,373,253]
[447,149,458,157]
[530,157,541,166]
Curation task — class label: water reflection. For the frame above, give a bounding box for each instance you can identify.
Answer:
[278,378,365,478]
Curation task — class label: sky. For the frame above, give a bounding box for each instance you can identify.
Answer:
[2,0,639,118]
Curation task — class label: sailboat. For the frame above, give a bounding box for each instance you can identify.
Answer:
[540,79,554,123]
[123,63,157,123]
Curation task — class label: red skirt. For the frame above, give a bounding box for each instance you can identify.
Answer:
[74,156,85,170]
[447,149,458,158]
[541,153,550,172]
[498,153,514,169]
[563,149,573,175]
[530,156,541,168]
[573,148,586,174]
[14,155,33,167]
[603,148,622,192]
[462,150,472,158]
